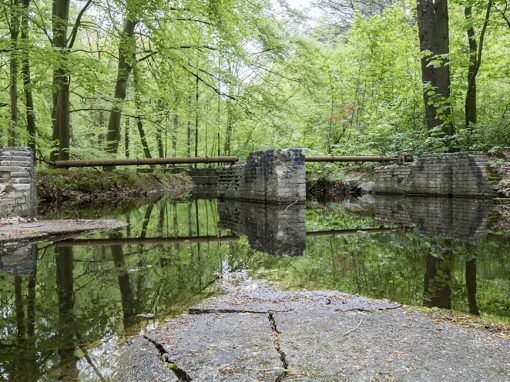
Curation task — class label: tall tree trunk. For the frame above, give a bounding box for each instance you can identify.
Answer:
[216,93,221,157]
[464,1,492,137]
[98,110,105,145]
[172,114,178,156]
[156,122,164,158]
[133,66,152,159]
[157,129,164,158]
[194,74,199,159]
[465,5,478,130]
[124,116,130,158]
[224,101,233,156]
[136,117,152,159]
[51,0,71,161]
[164,109,170,158]
[417,0,453,136]
[187,96,192,157]
[21,0,37,156]
[8,0,21,147]
[106,18,137,155]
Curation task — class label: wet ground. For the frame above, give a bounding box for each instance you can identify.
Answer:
[0,196,509,380]
[118,272,510,381]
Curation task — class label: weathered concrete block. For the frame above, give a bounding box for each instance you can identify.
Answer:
[215,149,306,204]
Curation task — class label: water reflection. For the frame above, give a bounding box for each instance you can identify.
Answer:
[351,195,493,241]
[218,201,307,256]
[0,196,508,380]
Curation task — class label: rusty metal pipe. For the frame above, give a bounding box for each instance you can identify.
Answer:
[304,156,412,163]
[52,156,239,168]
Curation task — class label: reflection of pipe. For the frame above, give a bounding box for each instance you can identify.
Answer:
[55,227,399,247]
[307,227,399,237]
[55,235,241,247]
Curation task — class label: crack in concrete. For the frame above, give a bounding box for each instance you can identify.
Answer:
[334,304,402,313]
[268,312,289,382]
[143,334,193,382]
[188,307,292,314]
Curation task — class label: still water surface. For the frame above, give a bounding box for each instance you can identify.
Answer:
[0,196,509,380]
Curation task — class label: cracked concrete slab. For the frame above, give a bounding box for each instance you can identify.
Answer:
[276,309,509,381]
[0,219,127,242]
[114,336,178,382]
[116,312,281,381]
[116,272,510,382]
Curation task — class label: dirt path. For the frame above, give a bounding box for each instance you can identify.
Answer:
[115,273,510,381]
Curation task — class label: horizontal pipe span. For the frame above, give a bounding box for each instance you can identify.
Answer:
[305,156,411,163]
[54,227,399,247]
[52,155,412,167]
[52,156,239,168]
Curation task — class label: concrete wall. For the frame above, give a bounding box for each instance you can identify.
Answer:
[218,200,306,256]
[217,149,306,204]
[0,147,37,218]
[372,152,494,198]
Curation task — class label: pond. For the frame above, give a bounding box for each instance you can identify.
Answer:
[1,195,509,380]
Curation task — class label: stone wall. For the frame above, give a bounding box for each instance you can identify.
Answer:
[217,149,306,204]
[0,147,37,218]
[372,152,494,198]
[218,200,306,256]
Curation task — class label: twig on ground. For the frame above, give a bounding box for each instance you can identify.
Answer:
[342,319,363,336]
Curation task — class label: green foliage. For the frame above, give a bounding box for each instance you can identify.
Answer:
[0,0,508,160]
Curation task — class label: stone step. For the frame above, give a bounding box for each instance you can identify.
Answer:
[0,166,27,173]
[0,160,31,167]
[0,150,31,157]
[6,184,31,191]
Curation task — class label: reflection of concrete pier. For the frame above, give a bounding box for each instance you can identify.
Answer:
[218,201,307,256]
[348,195,493,241]
[0,242,37,275]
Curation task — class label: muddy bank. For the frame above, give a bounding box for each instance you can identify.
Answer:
[37,170,194,204]
[115,273,510,382]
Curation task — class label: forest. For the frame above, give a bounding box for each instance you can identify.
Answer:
[0,0,509,162]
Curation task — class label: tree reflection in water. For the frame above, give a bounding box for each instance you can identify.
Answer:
[0,196,509,380]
